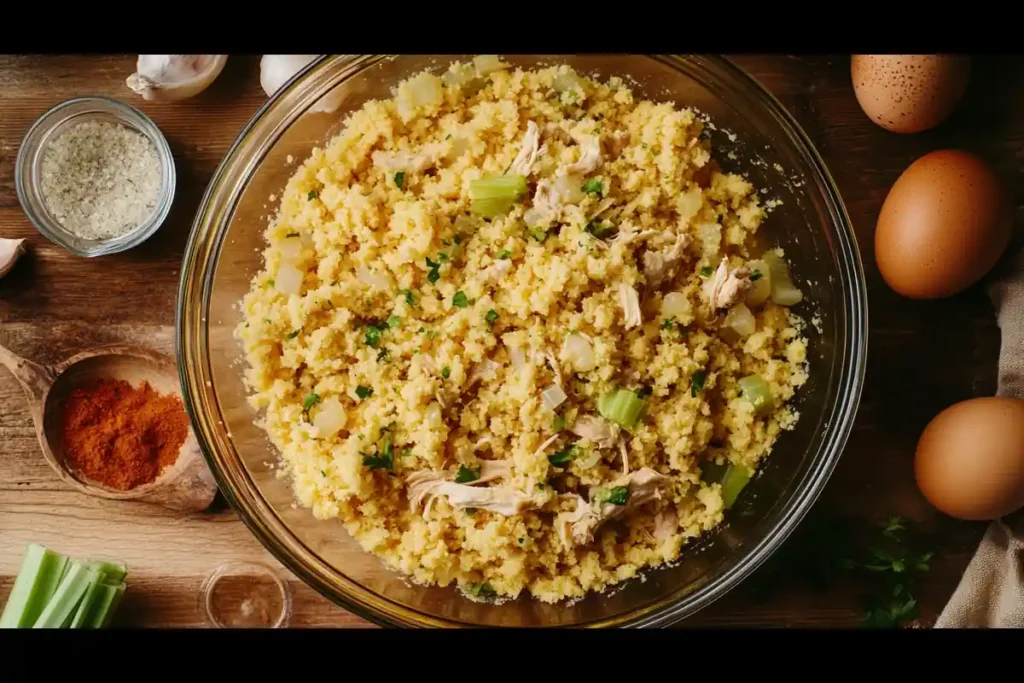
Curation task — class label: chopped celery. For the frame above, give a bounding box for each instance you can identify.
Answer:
[33,562,96,628]
[738,374,774,416]
[470,174,527,219]
[720,464,753,509]
[85,558,128,585]
[0,543,68,628]
[763,252,803,306]
[597,389,646,430]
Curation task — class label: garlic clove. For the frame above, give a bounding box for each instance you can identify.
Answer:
[126,55,228,102]
[260,55,319,98]
[0,238,27,280]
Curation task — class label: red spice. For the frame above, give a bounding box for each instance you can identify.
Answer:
[60,378,190,490]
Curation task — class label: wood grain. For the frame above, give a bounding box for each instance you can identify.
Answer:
[0,54,1019,628]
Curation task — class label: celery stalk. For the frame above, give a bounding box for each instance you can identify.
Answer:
[81,583,125,629]
[85,559,128,585]
[32,562,96,628]
[470,174,527,218]
[69,570,106,629]
[0,543,68,628]
[597,389,646,430]
[720,464,753,509]
[738,374,774,416]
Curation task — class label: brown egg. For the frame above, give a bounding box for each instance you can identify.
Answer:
[915,397,1024,521]
[852,55,971,133]
[875,149,1012,299]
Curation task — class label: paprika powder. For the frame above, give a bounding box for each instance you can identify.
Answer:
[60,378,190,491]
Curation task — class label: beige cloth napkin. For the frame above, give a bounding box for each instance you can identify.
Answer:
[934,245,1024,628]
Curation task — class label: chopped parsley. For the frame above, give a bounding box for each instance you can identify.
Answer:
[426,256,442,284]
[636,386,653,399]
[661,318,675,331]
[454,234,463,245]
[402,289,416,306]
[363,323,384,347]
[321,469,327,477]
[439,252,449,263]
[455,465,480,483]
[485,309,499,324]
[699,266,713,278]
[285,232,300,238]
[548,444,577,467]
[598,486,629,506]
[355,385,373,399]
[285,330,300,340]
[303,393,321,411]
[552,415,566,432]
[581,178,603,195]
[452,291,470,308]
[394,171,405,189]
[362,451,394,472]
[441,366,451,379]
[307,189,318,200]
[376,348,390,363]
[468,583,496,598]
[585,219,616,239]
[496,249,512,260]
[386,315,401,329]
[751,270,763,281]
[690,370,707,398]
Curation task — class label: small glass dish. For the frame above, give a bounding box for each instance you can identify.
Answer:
[200,561,293,628]
[15,96,177,257]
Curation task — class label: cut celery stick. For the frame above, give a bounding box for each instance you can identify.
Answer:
[470,174,527,218]
[89,583,126,629]
[69,570,106,629]
[85,559,128,585]
[738,374,774,416]
[0,543,69,628]
[33,562,96,628]
[597,389,646,430]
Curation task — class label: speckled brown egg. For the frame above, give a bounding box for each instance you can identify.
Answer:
[915,397,1024,521]
[852,55,971,133]
[875,149,1012,299]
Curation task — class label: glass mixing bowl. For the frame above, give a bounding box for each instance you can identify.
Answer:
[177,55,868,627]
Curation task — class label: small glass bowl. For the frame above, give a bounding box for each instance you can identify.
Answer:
[15,96,176,257]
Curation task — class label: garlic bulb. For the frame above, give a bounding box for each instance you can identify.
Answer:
[260,55,319,97]
[0,238,26,280]
[126,55,227,102]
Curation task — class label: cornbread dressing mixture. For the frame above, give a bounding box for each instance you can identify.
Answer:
[238,59,809,603]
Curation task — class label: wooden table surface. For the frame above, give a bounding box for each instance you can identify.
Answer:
[1,54,1020,628]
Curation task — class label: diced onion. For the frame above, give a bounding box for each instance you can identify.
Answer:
[723,303,756,338]
[764,252,803,306]
[744,259,772,306]
[278,236,302,261]
[312,396,347,439]
[698,223,721,260]
[426,402,443,429]
[676,187,702,224]
[738,375,774,416]
[562,333,595,373]
[523,207,547,229]
[356,266,391,291]
[471,359,500,383]
[553,174,585,205]
[661,292,690,320]
[275,262,304,295]
[542,384,568,411]
[473,55,508,76]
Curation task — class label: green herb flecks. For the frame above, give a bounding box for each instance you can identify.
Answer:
[441,366,451,379]
[285,330,300,340]
[751,270,763,281]
[690,371,707,398]
[307,190,319,201]
[485,309,498,325]
[386,315,401,329]
[596,485,629,506]
[455,465,480,484]
[548,444,577,468]
[468,582,496,598]
[453,291,470,308]
[581,178,603,195]
[402,290,416,306]
[497,249,512,260]
[355,386,373,400]
[303,393,321,411]
[426,256,442,284]
[394,171,405,189]
[699,266,713,278]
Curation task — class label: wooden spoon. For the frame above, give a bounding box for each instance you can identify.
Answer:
[0,342,218,512]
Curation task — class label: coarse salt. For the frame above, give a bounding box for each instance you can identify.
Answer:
[39,119,162,241]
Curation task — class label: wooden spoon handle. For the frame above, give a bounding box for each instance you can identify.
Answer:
[0,342,55,404]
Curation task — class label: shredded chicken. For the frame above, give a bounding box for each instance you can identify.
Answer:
[527,177,574,227]
[371,144,443,174]
[618,283,642,329]
[435,390,448,411]
[559,134,603,176]
[406,460,532,516]
[704,258,753,310]
[482,258,512,282]
[473,436,491,451]
[532,433,562,460]
[508,120,547,176]
[544,351,564,390]
[642,233,691,289]
[618,436,629,475]
[614,228,658,247]
[555,468,672,548]
[653,507,679,541]
[570,415,620,449]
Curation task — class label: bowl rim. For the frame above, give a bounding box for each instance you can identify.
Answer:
[15,95,177,258]
[177,54,868,628]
